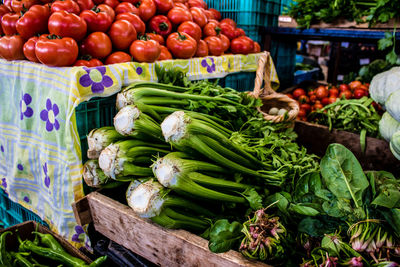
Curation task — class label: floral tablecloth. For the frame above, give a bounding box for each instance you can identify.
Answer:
[0,53,279,248]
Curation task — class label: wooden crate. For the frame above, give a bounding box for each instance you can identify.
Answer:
[0,221,92,264]
[72,191,269,267]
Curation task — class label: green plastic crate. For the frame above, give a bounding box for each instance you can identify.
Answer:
[0,189,49,229]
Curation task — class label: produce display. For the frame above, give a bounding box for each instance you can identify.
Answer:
[0,230,107,266]
[0,0,261,66]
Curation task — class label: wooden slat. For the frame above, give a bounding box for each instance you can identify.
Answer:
[86,191,270,267]
[72,196,92,226]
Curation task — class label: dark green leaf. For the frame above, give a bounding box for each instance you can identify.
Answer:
[240,188,263,210]
[208,219,244,253]
[289,203,320,216]
[386,50,399,65]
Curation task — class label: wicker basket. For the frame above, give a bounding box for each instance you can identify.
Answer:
[250,51,299,123]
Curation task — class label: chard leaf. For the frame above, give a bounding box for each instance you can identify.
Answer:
[208,219,243,253]
[240,188,263,210]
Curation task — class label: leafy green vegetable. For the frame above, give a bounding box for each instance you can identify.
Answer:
[240,188,263,210]
[208,219,244,253]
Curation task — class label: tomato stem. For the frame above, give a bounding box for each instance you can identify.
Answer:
[177,32,187,41]
[159,22,169,31]
[215,26,221,36]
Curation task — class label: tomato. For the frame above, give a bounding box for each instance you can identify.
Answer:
[147,32,164,45]
[204,36,223,56]
[329,87,339,97]
[130,39,160,62]
[220,18,236,28]
[51,0,80,14]
[76,0,94,11]
[371,101,381,112]
[81,32,112,59]
[230,36,254,55]
[166,32,196,59]
[309,94,317,103]
[105,51,132,64]
[188,0,206,8]
[11,0,38,13]
[353,89,366,99]
[339,84,350,92]
[48,11,87,41]
[235,27,245,37]
[298,109,307,118]
[35,34,78,66]
[321,97,330,106]
[202,9,214,20]
[115,2,139,15]
[1,13,19,36]
[349,80,362,90]
[328,96,337,104]
[195,39,207,57]
[16,4,50,39]
[168,7,192,26]
[73,57,103,67]
[93,0,104,4]
[154,0,173,14]
[292,88,305,99]
[285,93,293,99]
[177,21,201,42]
[158,45,172,60]
[313,103,324,110]
[149,15,172,38]
[189,7,207,28]
[103,0,119,8]
[174,3,188,9]
[253,42,261,53]
[138,0,156,22]
[0,5,10,16]
[0,35,24,60]
[108,19,137,50]
[80,8,112,32]
[98,4,115,21]
[203,20,220,37]
[315,85,328,100]
[339,90,352,99]
[22,36,38,62]
[220,23,238,40]
[300,103,311,113]
[298,95,309,104]
[116,13,145,35]
[208,8,221,20]
[219,34,230,52]
[358,84,369,91]
[307,90,314,96]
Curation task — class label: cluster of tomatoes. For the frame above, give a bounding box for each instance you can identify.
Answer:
[0,0,261,67]
[286,81,372,121]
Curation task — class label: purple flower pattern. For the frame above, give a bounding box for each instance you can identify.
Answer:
[0,145,3,152]
[43,163,50,188]
[72,225,85,242]
[40,99,60,132]
[79,66,113,94]
[20,93,33,120]
[17,164,23,171]
[201,57,216,73]
[136,67,143,75]
[23,196,30,203]
[1,178,7,188]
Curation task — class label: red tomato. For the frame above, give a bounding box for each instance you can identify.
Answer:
[177,21,201,42]
[298,95,309,104]
[349,80,362,90]
[51,0,80,14]
[235,27,245,37]
[298,109,307,118]
[154,0,173,14]
[48,11,87,41]
[35,34,78,66]
[358,84,369,91]
[149,15,172,38]
[130,39,160,62]
[329,87,339,97]
[204,36,223,56]
[81,32,112,59]
[168,7,192,26]
[188,0,206,8]
[0,5,10,16]
[80,8,112,32]
[339,84,350,92]
[76,0,94,11]
[220,23,238,40]
[1,13,19,36]
[166,32,197,59]
[300,103,311,113]
[307,90,315,96]
[208,8,221,20]
[286,93,293,99]
[73,58,103,67]
[189,7,207,28]
[309,94,317,103]
[174,2,188,9]
[147,32,164,45]
[339,90,352,99]
[202,9,214,20]
[321,97,330,106]
[97,4,115,21]
[103,0,119,8]
[220,18,236,28]
[158,45,172,60]
[0,35,24,60]
[23,36,38,62]
[195,39,208,57]
[11,0,38,13]
[315,86,328,100]
[328,96,337,104]
[230,36,254,55]
[108,20,137,50]
[116,13,145,35]
[203,20,220,37]
[353,89,366,99]
[138,0,156,22]
[115,2,139,15]
[105,51,132,64]
[253,42,261,53]
[93,0,104,4]
[313,103,324,110]
[219,34,230,52]
[292,88,306,99]
[16,4,50,39]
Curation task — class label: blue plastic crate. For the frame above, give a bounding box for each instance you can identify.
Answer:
[280,0,295,14]
[270,40,297,89]
[220,72,256,92]
[294,68,320,84]
[0,189,48,229]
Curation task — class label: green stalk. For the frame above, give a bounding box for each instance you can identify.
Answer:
[138,97,190,106]
[163,197,215,217]
[151,209,208,231]
[87,127,125,159]
[162,208,209,227]
[124,82,189,92]
[187,172,254,191]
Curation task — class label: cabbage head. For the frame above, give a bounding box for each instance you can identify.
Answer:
[390,131,400,160]
[380,112,400,142]
[386,90,400,122]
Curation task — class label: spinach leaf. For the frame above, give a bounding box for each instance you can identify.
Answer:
[320,144,369,209]
[265,192,290,216]
[208,219,244,253]
[240,188,263,210]
[289,203,320,216]
[367,171,400,209]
